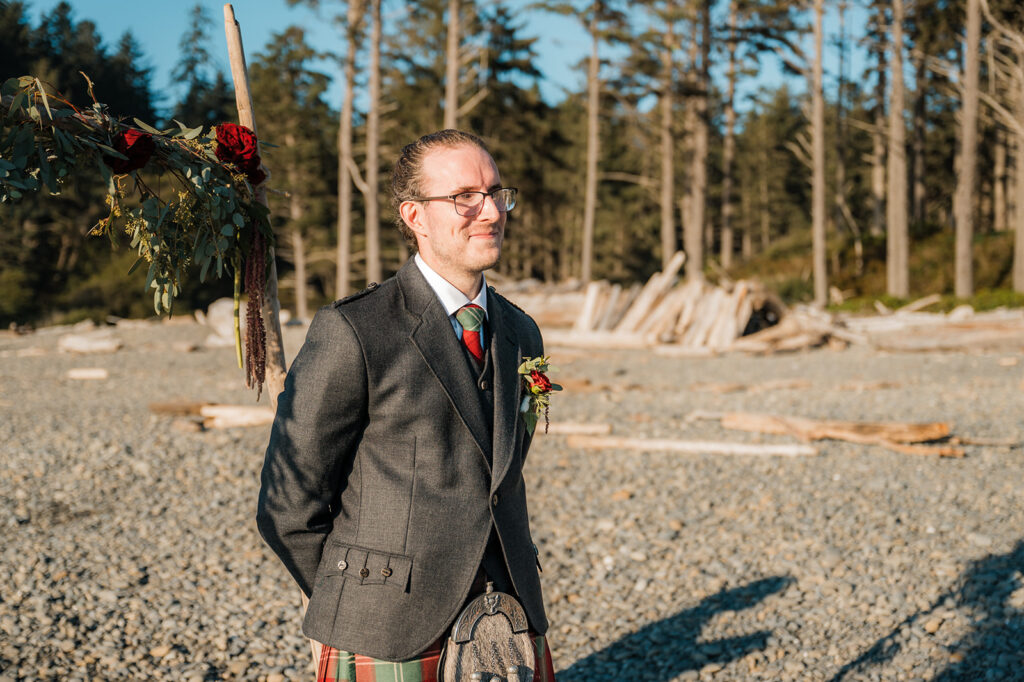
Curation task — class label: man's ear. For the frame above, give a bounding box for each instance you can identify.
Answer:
[399,200,424,237]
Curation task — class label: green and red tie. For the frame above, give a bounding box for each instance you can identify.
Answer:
[456,303,485,364]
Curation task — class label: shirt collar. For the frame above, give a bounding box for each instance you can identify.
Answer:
[414,253,488,319]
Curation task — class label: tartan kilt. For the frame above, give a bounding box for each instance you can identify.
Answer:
[316,633,556,682]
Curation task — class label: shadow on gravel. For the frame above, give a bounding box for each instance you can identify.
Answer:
[831,540,1024,681]
[557,575,794,681]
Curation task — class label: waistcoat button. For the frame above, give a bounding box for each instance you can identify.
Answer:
[359,567,370,578]
[337,560,347,570]
[381,567,393,577]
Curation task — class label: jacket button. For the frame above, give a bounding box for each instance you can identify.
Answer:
[359,567,370,578]
[492,493,499,507]
[337,560,348,570]
[380,567,393,577]
[479,380,489,390]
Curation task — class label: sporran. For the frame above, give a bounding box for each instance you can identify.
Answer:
[437,583,536,682]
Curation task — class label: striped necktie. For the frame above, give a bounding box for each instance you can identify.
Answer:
[455,303,485,365]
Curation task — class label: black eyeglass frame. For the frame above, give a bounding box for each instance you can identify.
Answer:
[411,187,518,216]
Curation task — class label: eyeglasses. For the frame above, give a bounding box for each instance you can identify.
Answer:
[413,187,518,217]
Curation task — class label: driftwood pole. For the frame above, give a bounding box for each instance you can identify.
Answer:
[223,4,287,408]
[223,8,318,667]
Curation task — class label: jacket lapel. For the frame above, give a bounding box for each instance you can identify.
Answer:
[488,288,523,491]
[400,262,491,465]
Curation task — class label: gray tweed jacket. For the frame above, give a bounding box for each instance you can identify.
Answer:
[256,259,548,661]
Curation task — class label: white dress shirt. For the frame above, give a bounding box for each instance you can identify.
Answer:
[414,253,489,350]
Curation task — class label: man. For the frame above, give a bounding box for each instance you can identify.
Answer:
[257,129,556,680]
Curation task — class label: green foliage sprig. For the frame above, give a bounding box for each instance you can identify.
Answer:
[0,75,273,317]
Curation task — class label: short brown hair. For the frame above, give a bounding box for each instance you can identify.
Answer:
[389,129,490,250]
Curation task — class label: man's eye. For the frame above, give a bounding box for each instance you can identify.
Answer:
[454,192,477,203]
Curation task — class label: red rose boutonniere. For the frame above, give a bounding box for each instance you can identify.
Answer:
[518,355,562,435]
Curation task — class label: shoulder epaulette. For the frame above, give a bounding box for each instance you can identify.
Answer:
[333,281,380,307]
[490,286,526,315]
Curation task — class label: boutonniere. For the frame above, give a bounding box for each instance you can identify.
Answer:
[518,356,563,435]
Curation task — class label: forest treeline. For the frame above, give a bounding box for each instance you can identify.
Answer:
[1,0,1023,327]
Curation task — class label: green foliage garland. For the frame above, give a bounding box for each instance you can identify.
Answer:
[1,75,274,390]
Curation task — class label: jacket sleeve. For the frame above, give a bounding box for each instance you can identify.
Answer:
[256,306,368,596]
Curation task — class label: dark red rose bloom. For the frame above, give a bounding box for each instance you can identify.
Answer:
[215,123,265,185]
[104,128,155,174]
[529,370,552,392]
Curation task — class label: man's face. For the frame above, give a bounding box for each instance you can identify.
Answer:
[403,144,506,280]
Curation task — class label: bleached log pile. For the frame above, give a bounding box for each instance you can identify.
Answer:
[542,251,787,352]
[835,302,1024,353]
[500,263,1024,355]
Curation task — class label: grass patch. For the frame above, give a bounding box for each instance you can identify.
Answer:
[728,226,1022,309]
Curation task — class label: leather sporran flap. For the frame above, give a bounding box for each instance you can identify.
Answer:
[438,583,536,682]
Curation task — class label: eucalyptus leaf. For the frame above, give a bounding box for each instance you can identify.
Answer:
[33,79,53,120]
[95,142,126,158]
[132,118,164,135]
[127,256,145,276]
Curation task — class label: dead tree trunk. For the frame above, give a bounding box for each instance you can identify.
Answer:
[871,15,887,239]
[336,0,362,298]
[284,132,308,322]
[720,0,737,270]
[760,140,770,250]
[955,0,980,297]
[660,17,676,269]
[811,0,827,307]
[911,54,927,224]
[364,0,382,285]
[444,0,459,130]
[686,1,708,282]
[581,16,600,283]
[887,0,909,297]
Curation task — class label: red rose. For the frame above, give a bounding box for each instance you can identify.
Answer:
[216,123,265,185]
[104,128,154,174]
[529,370,551,392]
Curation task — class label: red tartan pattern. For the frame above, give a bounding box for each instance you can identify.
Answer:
[316,634,556,682]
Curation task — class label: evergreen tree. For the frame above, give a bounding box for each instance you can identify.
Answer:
[169,4,235,128]
[251,26,336,319]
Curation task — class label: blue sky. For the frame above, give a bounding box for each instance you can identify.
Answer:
[28,1,870,119]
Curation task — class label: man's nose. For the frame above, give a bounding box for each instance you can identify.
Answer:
[477,192,501,221]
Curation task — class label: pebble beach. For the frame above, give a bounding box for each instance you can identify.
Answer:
[1,317,1023,681]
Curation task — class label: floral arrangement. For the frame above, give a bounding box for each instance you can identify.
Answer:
[518,356,563,435]
[0,75,273,393]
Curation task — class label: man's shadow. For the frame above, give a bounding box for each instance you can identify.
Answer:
[558,575,794,681]
[831,539,1024,681]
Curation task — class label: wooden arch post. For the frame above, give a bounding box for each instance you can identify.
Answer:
[223,4,288,408]
[224,7,321,669]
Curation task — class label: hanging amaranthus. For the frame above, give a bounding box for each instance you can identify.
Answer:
[244,227,268,398]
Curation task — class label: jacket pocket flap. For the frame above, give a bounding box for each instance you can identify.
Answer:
[323,542,413,591]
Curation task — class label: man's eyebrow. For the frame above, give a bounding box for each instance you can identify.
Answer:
[448,183,503,193]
